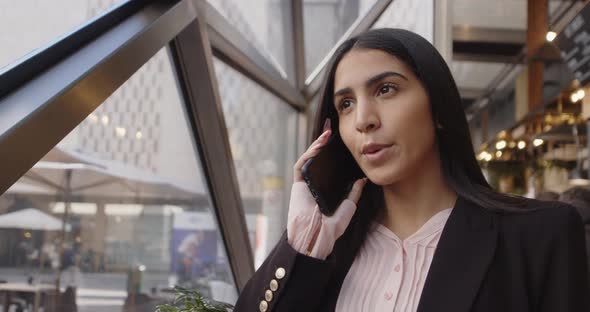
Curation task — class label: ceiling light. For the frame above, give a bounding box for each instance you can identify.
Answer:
[496,140,507,150]
[570,89,585,102]
[508,141,516,148]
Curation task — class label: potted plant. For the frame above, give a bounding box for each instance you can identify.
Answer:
[155,287,234,312]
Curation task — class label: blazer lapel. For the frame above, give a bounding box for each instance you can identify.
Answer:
[417,196,498,312]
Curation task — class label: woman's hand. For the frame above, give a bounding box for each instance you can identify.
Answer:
[288,118,368,259]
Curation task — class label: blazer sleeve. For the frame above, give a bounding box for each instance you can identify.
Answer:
[539,205,590,311]
[233,231,337,312]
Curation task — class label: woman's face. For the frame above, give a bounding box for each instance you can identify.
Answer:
[333,48,437,186]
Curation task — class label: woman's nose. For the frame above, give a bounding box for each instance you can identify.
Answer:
[354,100,380,133]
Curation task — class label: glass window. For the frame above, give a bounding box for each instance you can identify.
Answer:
[450,61,505,94]
[213,58,299,268]
[371,0,434,42]
[0,0,126,71]
[207,0,291,79]
[0,47,237,312]
[304,0,377,76]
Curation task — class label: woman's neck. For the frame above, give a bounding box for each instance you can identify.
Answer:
[378,153,457,241]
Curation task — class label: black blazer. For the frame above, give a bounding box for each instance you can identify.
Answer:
[234,196,589,311]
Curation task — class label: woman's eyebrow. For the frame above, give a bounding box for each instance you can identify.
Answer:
[365,71,408,87]
[334,87,352,98]
[334,71,408,97]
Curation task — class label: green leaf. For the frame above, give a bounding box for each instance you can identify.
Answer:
[155,286,234,312]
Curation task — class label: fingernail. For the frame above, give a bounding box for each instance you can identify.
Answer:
[323,118,331,132]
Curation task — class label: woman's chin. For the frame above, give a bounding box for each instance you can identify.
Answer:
[365,171,398,186]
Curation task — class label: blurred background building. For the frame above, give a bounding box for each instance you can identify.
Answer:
[0,0,588,311]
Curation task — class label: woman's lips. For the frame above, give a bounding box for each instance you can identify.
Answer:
[362,145,393,164]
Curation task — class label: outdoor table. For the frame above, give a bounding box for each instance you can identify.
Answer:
[0,283,54,312]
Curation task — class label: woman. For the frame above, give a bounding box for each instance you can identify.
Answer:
[234,29,589,311]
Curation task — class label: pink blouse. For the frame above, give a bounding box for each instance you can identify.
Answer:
[287,182,453,312]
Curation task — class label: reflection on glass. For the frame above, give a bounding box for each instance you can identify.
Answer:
[213,58,298,268]
[0,0,125,71]
[304,0,377,76]
[207,0,290,78]
[0,48,236,312]
[371,0,434,41]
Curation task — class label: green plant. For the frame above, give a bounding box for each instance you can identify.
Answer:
[155,286,234,312]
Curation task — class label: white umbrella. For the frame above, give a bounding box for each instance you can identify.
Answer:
[4,181,53,195]
[22,161,198,201]
[0,208,71,284]
[22,151,198,200]
[11,147,201,294]
[0,208,71,231]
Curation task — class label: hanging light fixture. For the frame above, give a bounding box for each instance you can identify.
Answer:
[570,88,585,103]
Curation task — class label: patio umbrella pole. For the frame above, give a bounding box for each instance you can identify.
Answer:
[55,169,72,309]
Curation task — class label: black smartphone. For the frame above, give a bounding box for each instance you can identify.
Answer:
[301,133,365,216]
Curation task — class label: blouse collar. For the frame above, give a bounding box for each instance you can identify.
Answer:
[371,207,453,247]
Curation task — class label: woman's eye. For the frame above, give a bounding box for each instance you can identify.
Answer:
[378,84,397,96]
[339,99,353,111]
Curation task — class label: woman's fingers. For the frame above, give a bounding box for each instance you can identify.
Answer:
[293,129,331,182]
[324,193,361,239]
[319,178,367,240]
[346,178,368,204]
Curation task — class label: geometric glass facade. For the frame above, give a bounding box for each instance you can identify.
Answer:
[214,58,298,268]
[0,47,236,311]
[0,0,124,71]
[0,0,434,311]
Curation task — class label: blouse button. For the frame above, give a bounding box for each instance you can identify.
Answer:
[384,291,393,300]
[394,264,401,272]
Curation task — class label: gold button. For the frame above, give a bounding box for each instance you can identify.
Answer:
[259,300,268,312]
[270,279,279,291]
[265,289,273,302]
[275,267,286,279]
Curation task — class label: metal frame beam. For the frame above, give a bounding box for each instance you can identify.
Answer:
[453,26,525,45]
[459,87,486,99]
[0,0,196,194]
[0,0,147,99]
[303,0,393,100]
[453,52,521,63]
[204,2,306,110]
[170,2,255,290]
[291,0,307,91]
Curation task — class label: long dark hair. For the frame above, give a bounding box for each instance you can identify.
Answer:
[313,28,527,251]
